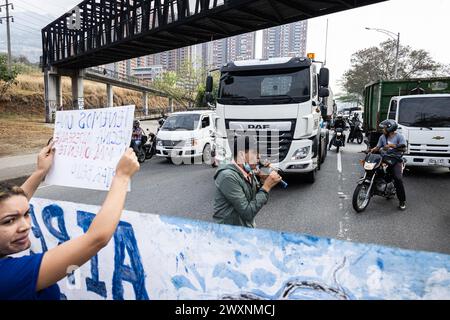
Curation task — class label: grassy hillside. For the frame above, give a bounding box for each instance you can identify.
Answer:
[0,72,173,116]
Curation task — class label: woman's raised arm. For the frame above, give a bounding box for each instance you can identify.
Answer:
[36,148,139,291]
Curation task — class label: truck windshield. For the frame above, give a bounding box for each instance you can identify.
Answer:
[398,97,450,128]
[218,67,310,105]
[161,114,200,131]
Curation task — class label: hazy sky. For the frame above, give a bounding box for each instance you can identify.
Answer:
[7,0,450,95]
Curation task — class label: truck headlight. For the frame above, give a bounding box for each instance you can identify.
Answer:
[291,147,310,160]
[185,139,198,147]
[156,139,163,147]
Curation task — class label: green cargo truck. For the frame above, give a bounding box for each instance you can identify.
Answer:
[363,77,450,147]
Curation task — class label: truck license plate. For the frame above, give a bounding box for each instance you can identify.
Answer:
[430,159,444,165]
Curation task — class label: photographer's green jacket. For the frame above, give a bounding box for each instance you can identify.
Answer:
[213,163,269,228]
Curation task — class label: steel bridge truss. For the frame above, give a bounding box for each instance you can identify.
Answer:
[42,0,387,70]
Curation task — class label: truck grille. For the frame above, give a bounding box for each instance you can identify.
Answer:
[225,119,296,163]
[409,144,450,156]
[162,140,183,149]
[409,152,450,158]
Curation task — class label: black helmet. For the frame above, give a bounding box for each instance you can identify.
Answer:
[133,120,140,127]
[379,119,398,133]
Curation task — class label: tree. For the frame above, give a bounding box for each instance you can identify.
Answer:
[341,39,447,101]
[0,54,19,101]
[152,70,186,106]
[177,59,207,108]
[153,59,210,109]
[12,55,31,65]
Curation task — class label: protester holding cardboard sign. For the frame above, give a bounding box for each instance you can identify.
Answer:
[0,145,139,300]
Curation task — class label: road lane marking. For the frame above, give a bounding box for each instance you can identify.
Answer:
[338,221,344,238]
[337,150,342,173]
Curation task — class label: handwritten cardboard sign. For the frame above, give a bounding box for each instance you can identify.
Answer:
[45,106,135,191]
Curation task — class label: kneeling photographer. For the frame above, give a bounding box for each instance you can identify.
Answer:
[213,136,282,228]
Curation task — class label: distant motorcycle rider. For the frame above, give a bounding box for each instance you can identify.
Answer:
[348,113,362,143]
[370,119,407,210]
[328,114,347,149]
[131,120,144,154]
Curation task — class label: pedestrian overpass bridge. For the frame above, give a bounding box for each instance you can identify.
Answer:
[42,0,387,122]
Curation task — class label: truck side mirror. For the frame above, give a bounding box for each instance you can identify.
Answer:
[205,92,213,104]
[206,75,213,93]
[318,87,330,98]
[319,68,330,88]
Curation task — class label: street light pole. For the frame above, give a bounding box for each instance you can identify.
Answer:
[365,27,400,79]
[393,32,400,79]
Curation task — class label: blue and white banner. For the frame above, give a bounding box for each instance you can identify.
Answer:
[28,198,450,300]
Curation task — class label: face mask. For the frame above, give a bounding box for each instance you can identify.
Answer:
[243,162,253,174]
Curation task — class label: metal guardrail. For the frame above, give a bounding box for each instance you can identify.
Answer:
[87,66,155,88]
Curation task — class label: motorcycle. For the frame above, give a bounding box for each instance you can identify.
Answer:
[330,127,345,153]
[347,119,364,144]
[130,130,157,163]
[143,130,156,160]
[352,144,405,213]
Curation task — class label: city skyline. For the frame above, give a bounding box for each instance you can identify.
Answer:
[111,20,308,81]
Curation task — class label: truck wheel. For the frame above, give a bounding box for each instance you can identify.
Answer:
[202,144,212,164]
[321,138,327,164]
[170,157,183,166]
[304,169,316,183]
[317,143,322,171]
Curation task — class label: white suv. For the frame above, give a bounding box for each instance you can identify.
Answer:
[155,110,216,164]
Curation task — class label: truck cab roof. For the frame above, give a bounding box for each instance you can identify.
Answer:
[220,57,312,73]
[392,93,450,100]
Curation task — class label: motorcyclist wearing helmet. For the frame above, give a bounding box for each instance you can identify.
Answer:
[348,113,362,143]
[328,114,347,149]
[131,120,144,154]
[370,119,407,210]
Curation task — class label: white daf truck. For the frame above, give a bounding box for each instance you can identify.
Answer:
[206,56,330,182]
[386,94,450,168]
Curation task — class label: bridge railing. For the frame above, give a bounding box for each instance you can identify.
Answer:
[42,0,226,67]
[87,66,155,88]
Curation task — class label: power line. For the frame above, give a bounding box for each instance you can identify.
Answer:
[13,19,43,29]
[16,0,71,15]
[12,4,54,25]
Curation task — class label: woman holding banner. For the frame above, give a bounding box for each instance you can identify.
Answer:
[0,144,140,300]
